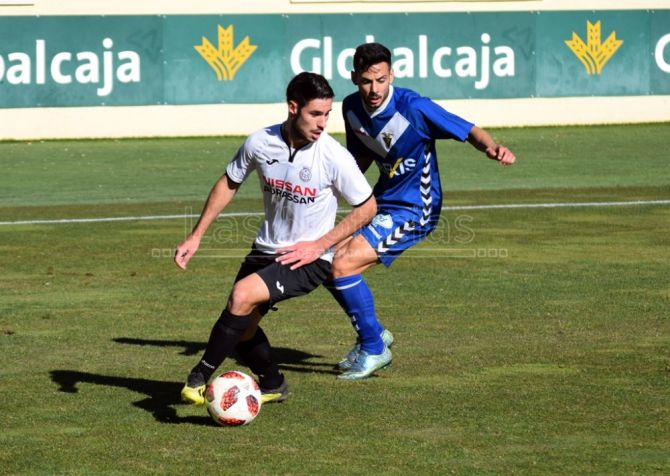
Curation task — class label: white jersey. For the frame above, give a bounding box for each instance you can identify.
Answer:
[226,124,373,262]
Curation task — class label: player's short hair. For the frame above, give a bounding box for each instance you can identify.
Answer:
[286,72,334,108]
[353,42,392,73]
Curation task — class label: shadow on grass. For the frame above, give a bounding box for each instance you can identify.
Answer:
[49,370,213,425]
[112,337,339,375]
[113,337,205,356]
[49,340,340,424]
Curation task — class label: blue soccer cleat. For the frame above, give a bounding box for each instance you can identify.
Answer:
[337,328,394,371]
[336,346,392,380]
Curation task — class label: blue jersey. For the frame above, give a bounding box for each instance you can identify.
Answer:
[343,86,473,221]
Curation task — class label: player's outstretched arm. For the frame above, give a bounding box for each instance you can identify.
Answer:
[174,174,240,270]
[276,195,377,270]
[467,125,516,166]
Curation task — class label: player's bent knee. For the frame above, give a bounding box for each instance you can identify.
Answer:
[330,256,355,278]
[331,252,379,278]
[228,283,262,315]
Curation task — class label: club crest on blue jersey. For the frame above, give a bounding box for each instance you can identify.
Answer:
[381,132,393,149]
[343,85,474,211]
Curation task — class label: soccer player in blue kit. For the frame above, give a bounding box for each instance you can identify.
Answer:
[329,43,517,380]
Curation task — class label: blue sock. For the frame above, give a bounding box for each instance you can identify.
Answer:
[326,275,384,354]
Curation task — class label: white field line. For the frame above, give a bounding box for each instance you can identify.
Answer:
[1,199,669,226]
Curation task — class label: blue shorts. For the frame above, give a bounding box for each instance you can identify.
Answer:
[357,206,439,267]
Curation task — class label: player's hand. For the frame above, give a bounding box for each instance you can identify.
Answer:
[486,145,516,166]
[275,240,326,270]
[174,235,200,270]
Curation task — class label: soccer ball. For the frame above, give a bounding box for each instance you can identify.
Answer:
[205,371,262,426]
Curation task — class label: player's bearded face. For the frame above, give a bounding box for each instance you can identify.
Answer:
[354,62,394,112]
[289,98,333,144]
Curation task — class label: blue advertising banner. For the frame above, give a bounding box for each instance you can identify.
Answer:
[0,16,164,107]
[162,13,534,104]
[0,11,668,108]
[536,11,649,97]
[651,9,670,94]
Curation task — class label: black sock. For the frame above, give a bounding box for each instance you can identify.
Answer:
[235,326,283,389]
[191,309,252,382]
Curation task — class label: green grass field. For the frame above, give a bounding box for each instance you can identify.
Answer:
[1,124,669,474]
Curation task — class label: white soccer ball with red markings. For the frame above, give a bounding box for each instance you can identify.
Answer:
[206,371,262,426]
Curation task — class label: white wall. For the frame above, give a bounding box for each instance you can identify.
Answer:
[1,1,668,139]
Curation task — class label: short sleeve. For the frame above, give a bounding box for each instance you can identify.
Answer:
[329,143,373,207]
[225,139,256,184]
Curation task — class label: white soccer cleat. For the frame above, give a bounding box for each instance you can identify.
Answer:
[336,346,392,380]
[337,329,394,371]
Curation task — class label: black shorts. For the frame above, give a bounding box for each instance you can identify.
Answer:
[234,244,332,314]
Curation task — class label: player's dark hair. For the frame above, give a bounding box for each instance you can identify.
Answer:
[286,72,334,108]
[353,42,392,73]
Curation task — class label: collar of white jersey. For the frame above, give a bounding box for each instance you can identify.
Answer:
[362,85,394,119]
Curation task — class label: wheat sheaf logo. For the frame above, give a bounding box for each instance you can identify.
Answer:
[195,24,257,80]
[565,20,623,75]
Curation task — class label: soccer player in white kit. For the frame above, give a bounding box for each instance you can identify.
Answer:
[175,72,376,405]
